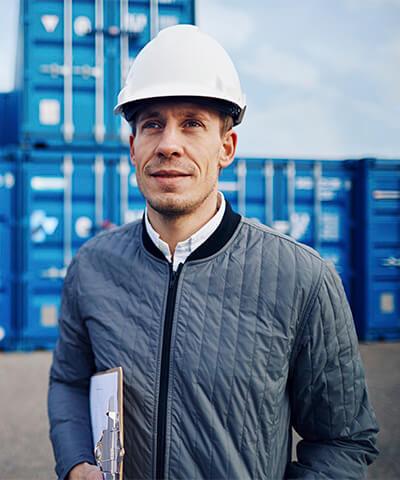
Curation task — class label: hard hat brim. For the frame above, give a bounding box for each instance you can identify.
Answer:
[114,90,246,126]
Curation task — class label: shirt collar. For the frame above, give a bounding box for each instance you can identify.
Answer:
[145,192,226,271]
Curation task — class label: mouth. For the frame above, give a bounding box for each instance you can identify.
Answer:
[150,169,192,180]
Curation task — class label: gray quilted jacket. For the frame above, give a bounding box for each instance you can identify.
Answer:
[48,203,378,479]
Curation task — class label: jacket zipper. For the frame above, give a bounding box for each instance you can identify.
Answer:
[156,262,183,479]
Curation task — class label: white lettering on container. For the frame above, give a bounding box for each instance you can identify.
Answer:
[74,16,92,36]
[380,293,395,314]
[41,15,59,33]
[41,305,58,327]
[159,15,179,30]
[31,177,65,191]
[127,13,147,33]
[75,216,93,238]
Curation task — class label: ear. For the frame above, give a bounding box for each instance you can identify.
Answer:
[129,134,136,167]
[219,129,238,170]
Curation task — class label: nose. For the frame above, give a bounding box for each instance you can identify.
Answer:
[155,125,184,159]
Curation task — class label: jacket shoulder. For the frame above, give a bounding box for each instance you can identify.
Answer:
[240,216,324,265]
[239,217,327,314]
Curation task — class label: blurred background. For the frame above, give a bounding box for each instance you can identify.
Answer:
[0,0,399,478]
[2,0,400,157]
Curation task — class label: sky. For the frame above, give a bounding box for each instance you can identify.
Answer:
[1,0,399,158]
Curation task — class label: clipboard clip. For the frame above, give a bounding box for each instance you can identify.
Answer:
[94,396,125,480]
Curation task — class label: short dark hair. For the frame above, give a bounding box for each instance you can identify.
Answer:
[219,113,234,136]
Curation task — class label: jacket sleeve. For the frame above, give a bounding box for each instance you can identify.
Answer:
[286,262,379,479]
[48,255,96,480]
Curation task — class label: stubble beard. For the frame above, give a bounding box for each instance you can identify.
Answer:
[143,181,217,219]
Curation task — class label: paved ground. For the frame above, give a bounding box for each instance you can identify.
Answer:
[0,342,399,479]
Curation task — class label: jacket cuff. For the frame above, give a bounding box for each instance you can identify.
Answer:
[57,455,96,480]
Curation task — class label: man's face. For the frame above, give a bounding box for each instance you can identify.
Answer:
[129,101,237,217]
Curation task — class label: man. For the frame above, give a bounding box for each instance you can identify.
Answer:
[48,25,378,480]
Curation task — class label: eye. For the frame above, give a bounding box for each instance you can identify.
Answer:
[183,119,203,128]
[142,120,162,130]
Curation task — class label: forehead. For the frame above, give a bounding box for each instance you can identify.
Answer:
[135,100,220,121]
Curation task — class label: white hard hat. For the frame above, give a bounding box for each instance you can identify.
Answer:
[114,24,246,125]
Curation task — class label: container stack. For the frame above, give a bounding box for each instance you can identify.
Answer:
[220,158,400,341]
[1,3,399,350]
[0,0,195,350]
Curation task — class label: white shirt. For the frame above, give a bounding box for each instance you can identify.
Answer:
[145,192,226,271]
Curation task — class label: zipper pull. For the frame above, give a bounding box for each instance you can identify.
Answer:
[169,263,183,289]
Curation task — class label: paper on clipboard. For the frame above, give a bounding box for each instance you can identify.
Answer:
[90,367,124,479]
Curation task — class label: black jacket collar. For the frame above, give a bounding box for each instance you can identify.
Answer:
[142,201,241,263]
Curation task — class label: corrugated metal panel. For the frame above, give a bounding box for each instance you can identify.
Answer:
[353,159,400,340]
[0,155,17,349]
[16,149,118,349]
[111,157,355,298]
[2,0,195,148]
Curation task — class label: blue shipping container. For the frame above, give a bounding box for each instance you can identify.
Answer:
[0,155,17,349]
[2,0,195,148]
[15,149,120,349]
[353,159,400,341]
[9,154,399,350]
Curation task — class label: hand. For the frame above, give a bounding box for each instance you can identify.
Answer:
[67,462,104,480]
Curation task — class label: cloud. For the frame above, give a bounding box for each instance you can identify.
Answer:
[370,38,400,103]
[196,1,253,51]
[236,98,342,157]
[240,45,320,90]
[304,42,365,75]
[343,0,400,10]
[235,89,400,158]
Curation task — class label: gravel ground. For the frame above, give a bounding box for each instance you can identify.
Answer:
[0,342,398,480]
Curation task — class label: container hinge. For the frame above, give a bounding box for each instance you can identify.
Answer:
[40,63,71,77]
[41,63,100,79]
[373,190,400,200]
[74,65,101,78]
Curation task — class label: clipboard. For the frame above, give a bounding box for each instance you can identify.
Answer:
[90,367,125,480]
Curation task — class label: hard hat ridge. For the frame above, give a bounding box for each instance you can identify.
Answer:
[114,25,246,126]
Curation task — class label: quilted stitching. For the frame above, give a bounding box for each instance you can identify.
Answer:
[49,219,378,480]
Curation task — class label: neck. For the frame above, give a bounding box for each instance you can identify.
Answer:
[147,192,220,255]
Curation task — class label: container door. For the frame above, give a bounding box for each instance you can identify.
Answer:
[20,0,66,145]
[290,161,353,296]
[20,0,120,146]
[0,161,16,349]
[18,151,112,349]
[364,160,400,339]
